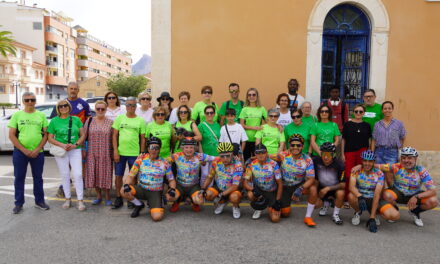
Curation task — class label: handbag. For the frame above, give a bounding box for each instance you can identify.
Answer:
[50,116,72,157]
[225,124,240,156]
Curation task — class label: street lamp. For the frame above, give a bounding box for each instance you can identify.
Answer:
[11,80,21,108]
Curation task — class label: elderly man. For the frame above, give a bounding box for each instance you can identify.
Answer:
[362,89,383,131]
[8,92,50,214]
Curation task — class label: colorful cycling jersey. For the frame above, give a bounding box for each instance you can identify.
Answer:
[313,157,345,187]
[51,98,91,123]
[244,158,282,192]
[129,154,174,191]
[209,157,243,191]
[270,152,314,186]
[380,163,436,196]
[353,168,384,198]
[168,152,215,186]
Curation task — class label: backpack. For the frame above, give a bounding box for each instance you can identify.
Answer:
[226,100,244,110]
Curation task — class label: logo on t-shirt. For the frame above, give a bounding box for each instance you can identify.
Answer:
[364,112,376,118]
[77,103,84,111]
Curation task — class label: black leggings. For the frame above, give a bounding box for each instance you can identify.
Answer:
[243,141,256,162]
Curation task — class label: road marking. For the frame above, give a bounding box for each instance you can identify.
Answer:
[0,182,60,191]
[0,176,60,180]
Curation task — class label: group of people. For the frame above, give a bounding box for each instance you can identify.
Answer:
[8,80,437,232]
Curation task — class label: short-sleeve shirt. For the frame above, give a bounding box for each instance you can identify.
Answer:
[363,103,383,131]
[244,158,282,192]
[191,101,219,123]
[174,121,194,153]
[311,121,341,155]
[129,154,174,191]
[51,98,91,123]
[284,122,312,154]
[105,106,126,121]
[48,116,83,149]
[380,163,436,196]
[169,152,214,187]
[8,110,48,151]
[239,106,267,142]
[218,100,244,123]
[372,119,406,149]
[219,123,248,146]
[342,121,371,152]
[135,107,154,124]
[145,121,173,158]
[352,168,384,198]
[313,157,345,187]
[198,121,221,156]
[209,157,243,191]
[112,115,146,156]
[255,124,285,154]
[271,152,314,186]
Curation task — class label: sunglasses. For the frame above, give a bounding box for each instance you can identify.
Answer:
[96,108,106,112]
[269,115,279,118]
[58,104,69,109]
[205,111,215,115]
[354,110,364,114]
[107,96,117,100]
[126,104,137,107]
[255,150,267,154]
[229,90,239,93]
[203,91,212,94]
[155,113,166,117]
[320,110,329,113]
[149,145,161,150]
[247,93,257,97]
[290,143,303,148]
[179,111,189,114]
[291,115,301,119]
[219,154,232,158]
[141,97,151,101]
[24,98,36,103]
[226,114,236,117]
[160,97,170,101]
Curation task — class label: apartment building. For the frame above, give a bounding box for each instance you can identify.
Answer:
[74,25,132,82]
[0,41,45,104]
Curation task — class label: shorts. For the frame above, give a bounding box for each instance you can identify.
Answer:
[176,183,200,199]
[318,185,341,201]
[133,185,163,208]
[280,183,302,208]
[364,197,393,214]
[208,185,241,201]
[385,187,422,205]
[259,190,276,208]
[375,147,399,164]
[115,155,137,176]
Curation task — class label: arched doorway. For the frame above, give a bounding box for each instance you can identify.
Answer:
[321,4,371,108]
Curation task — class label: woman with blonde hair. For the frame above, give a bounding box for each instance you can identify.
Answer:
[136,91,154,124]
[145,106,174,158]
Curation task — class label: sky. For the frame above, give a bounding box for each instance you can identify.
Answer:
[32,0,151,64]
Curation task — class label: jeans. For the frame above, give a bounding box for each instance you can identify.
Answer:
[375,147,399,164]
[114,156,137,177]
[54,148,84,200]
[13,149,45,206]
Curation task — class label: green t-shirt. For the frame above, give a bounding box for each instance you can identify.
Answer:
[198,121,221,156]
[239,106,267,142]
[311,121,341,155]
[48,116,83,149]
[8,110,48,152]
[363,103,383,131]
[218,100,244,123]
[191,101,219,123]
[302,115,318,131]
[112,115,146,156]
[145,121,173,158]
[255,124,285,154]
[174,121,193,153]
[284,122,312,154]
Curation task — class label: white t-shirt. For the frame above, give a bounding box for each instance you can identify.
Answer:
[169,107,193,125]
[277,110,292,128]
[219,123,248,146]
[105,106,126,121]
[135,108,154,124]
[288,93,305,109]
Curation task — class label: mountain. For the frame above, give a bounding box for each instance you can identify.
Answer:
[132,54,152,75]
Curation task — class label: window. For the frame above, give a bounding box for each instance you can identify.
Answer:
[33,22,42,30]
[56,94,60,99]
[96,81,100,86]
[49,93,53,99]
[86,92,94,98]
[0,85,5,93]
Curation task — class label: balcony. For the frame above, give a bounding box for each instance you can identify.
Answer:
[78,70,88,78]
[20,58,31,65]
[46,45,58,54]
[76,37,88,45]
[77,48,88,56]
[0,73,17,81]
[77,59,88,67]
[46,75,67,86]
[46,60,58,68]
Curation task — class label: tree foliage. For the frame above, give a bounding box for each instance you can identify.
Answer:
[107,73,148,97]
[0,26,17,57]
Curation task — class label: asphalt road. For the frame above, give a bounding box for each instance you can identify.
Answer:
[0,153,439,264]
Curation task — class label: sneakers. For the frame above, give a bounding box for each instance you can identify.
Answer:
[112,197,123,209]
[130,202,145,218]
[92,199,102,205]
[319,205,329,216]
[77,201,86,211]
[214,203,226,215]
[13,205,23,214]
[127,201,134,209]
[169,202,180,213]
[191,203,201,212]
[104,200,113,206]
[409,211,424,227]
[252,210,262,219]
[62,200,71,209]
[56,186,65,198]
[304,217,317,227]
[351,211,361,225]
[332,214,343,225]
[35,202,50,210]
[343,202,351,209]
[232,206,241,219]
[375,216,381,226]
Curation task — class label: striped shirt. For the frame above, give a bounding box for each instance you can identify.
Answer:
[372,118,406,148]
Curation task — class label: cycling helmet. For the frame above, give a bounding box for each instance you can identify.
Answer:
[255,143,268,153]
[180,137,197,146]
[401,147,418,157]
[217,142,234,153]
[289,134,305,144]
[361,150,376,161]
[147,137,162,148]
[250,196,268,210]
[320,142,336,153]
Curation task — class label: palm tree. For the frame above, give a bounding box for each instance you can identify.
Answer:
[0,26,17,57]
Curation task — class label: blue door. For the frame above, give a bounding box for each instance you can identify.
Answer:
[321,4,371,109]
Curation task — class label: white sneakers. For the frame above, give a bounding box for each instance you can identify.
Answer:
[332,214,343,225]
[319,205,329,216]
[214,203,240,219]
[232,206,241,219]
[351,212,361,225]
[214,203,226,215]
[77,201,86,211]
[409,211,424,227]
[62,200,71,209]
[252,210,262,219]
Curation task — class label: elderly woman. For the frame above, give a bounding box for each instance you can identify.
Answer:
[173,105,202,153]
[255,108,285,154]
[169,91,191,125]
[136,91,154,124]
[48,100,86,211]
[145,106,174,158]
[104,91,126,121]
[157,92,174,121]
[310,105,341,156]
[84,100,114,206]
[276,93,292,128]
[372,101,406,164]
[300,101,318,130]
[283,108,313,155]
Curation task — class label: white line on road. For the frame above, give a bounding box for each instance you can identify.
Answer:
[0,182,60,191]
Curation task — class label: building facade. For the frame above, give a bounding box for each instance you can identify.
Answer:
[77,75,109,98]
